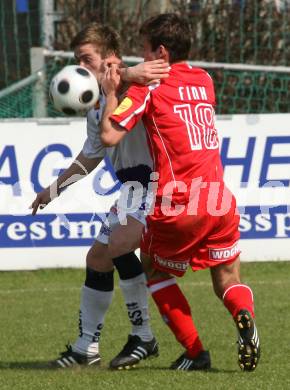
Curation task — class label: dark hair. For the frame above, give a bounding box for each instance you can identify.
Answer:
[70,22,121,58]
[139,13,191,63]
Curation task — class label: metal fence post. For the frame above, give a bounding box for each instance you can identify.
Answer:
[30,47,47,118]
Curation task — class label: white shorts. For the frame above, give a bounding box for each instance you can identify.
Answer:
[96,189,148,245]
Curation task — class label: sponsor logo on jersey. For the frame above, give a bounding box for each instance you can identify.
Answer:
[209,242,240,261]
[113,97,133,116]
[154,254,190,271]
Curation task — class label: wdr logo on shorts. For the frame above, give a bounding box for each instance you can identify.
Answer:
[209,242,240,261]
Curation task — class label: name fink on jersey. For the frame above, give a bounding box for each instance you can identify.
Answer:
[179,86,208,101]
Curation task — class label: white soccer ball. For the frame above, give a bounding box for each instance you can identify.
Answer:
[49,65,99,115]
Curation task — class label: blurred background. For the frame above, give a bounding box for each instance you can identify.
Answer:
[0,0,289,118]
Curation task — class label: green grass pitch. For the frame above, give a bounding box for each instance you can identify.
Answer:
[0,261,290,390]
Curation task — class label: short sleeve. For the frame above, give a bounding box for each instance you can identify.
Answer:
[82,111,106,159]
[110,84,150,131]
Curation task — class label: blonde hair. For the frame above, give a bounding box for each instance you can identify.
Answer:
[70,22,121,58]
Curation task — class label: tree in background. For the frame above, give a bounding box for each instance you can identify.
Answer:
[0,0,289,90]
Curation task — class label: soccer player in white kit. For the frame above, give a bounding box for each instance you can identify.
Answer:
[31,22,169,369]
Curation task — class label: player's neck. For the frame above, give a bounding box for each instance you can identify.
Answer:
[170,60,188,66]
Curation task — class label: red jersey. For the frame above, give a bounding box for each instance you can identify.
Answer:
[111,62,224,200]
[111,62,240,275]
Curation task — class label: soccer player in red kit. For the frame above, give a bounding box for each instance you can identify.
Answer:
[100,13,260,371]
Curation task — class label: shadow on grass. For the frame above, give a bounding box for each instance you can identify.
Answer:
[0,361,57,370]
[131,366,237,374]
[0,361,237,374]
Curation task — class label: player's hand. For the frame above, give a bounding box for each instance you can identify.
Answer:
[122,59,170,85]
[101,64,121,96]
[30,186,57,215]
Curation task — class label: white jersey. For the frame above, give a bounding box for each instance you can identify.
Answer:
[82,93,152,187]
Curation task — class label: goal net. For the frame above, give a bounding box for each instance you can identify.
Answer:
[0,49,289,118]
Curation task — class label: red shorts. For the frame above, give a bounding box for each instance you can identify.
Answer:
[141,188,240,277]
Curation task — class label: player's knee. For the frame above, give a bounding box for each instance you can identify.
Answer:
[113,252,143,279]
[86,245,114,272]
[86,252,97,269]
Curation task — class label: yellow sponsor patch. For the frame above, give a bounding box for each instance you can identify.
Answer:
[113,97,133,115]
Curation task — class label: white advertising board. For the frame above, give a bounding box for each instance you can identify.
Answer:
[0,115,289,270]
[218,114,290,262]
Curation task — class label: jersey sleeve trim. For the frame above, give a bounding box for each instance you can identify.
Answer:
[111,90,151,130]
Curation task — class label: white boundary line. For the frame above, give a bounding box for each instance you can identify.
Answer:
[0,279,288,295]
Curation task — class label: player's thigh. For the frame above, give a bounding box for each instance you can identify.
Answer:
[86,240,114,272]
[108,215,144,258]
[210,256,241,298]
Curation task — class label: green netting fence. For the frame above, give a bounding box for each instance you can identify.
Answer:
[210,66,290,114]
[0,83,35,118]
[30,61,290,115]
[0,53,289,118]
[0,0,40,90]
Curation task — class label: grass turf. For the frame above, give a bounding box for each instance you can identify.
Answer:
[0,261,290,390]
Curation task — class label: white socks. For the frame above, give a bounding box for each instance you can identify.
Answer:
[72,272,153,357]
[72,285,113,356]
[119,273,153,342]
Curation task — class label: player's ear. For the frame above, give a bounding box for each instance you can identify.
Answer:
[158,45,169,62]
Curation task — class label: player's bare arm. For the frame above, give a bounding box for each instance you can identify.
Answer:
[120,59,170,85]
[30,151,102,215]
[100,65,128,147]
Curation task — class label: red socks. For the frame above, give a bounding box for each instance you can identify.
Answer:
[148,279,254,357]
[148,278,204,358]
[223,284,254,318]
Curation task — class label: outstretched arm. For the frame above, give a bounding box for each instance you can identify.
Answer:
[30,151,102,215]
[119,59,170,85]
